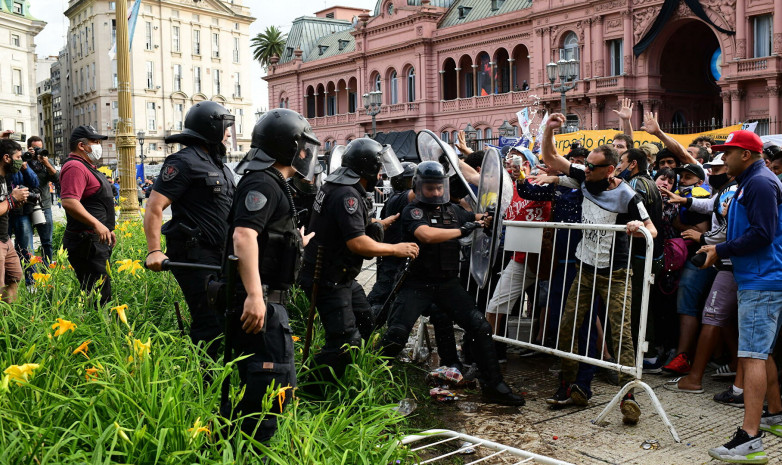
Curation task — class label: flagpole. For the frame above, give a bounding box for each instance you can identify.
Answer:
[116,0,139,221]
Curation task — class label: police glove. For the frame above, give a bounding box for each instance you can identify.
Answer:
[459,222,481,237]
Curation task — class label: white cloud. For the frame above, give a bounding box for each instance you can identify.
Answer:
[31,0,377,114]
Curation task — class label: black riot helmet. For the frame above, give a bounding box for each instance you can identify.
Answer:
[236,108,320,178]
[165,101,234,146]
[413,160,450,205]
[390,161,417,191]
[327,138,403,186]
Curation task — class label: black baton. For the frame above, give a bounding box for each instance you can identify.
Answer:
[373,257,414,331]
[220,255,239,410]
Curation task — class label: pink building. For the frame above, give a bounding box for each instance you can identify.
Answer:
[265,0,782,149]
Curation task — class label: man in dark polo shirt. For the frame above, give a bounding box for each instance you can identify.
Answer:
[60,126,115,305]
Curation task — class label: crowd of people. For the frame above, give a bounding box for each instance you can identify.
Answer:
[3,98,781,463]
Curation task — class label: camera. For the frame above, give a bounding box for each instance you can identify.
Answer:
[27,191,41,202]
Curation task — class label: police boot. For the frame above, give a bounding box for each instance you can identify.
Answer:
[481,381,526,406]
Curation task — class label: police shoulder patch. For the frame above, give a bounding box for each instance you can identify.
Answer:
[411,207,424,220]
[161,164,178,181]
[344,196,359,214]
[245,190,267,212]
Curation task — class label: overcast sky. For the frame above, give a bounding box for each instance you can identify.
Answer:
[30,0,376,112]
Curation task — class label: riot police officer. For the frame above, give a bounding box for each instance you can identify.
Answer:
[378,161,525,405]
[144,101,235,359]
[288,162,324,228]
[300,138,418,384]
[224,108,318,443]
[367,161,416,314]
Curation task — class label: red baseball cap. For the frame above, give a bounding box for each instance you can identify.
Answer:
[711,130,763,153]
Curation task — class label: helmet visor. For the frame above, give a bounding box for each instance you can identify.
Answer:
[329,145,346,174]
[227,122,238,153]
[414,176,450,205]
[379,145,403,177]
[293,139,320,180]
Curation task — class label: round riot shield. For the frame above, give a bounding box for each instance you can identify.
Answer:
[328,145,346,174]
[416,130,477,203]
[469,147,505,289]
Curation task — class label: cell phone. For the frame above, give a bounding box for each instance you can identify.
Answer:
[9,133,25,142]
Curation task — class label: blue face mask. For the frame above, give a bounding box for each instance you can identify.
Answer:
[617,167,633,180]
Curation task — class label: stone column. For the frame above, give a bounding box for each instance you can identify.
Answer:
[594,16,604,77]
[736,0,746,59]
[439,70,445,100]
[490,61,496,93]
[303,93,309,117]
[768,83,780,134]
[622,11,632,75]
[775,0,782,55]
[507,59,515,90]
[313,92,319,117]
[730,89,743,123]
[455,67,461,98]
[584,19,592,79]
[590,102,600,130]
[472,64,478,97]
[721,91,731,126]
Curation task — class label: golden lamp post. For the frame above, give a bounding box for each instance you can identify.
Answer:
[115,0,139,221]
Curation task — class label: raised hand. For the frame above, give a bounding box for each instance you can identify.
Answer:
[613,98,634,121]
[640,111,660,134]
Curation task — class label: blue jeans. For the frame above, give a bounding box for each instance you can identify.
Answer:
[676,261,717,317]
[11,213,33,285]
[33,207,53,265]
[737,289,782,360]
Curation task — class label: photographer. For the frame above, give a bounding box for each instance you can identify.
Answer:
[8,138,39,286]
[0,138,29,302]
[26,136,58,265]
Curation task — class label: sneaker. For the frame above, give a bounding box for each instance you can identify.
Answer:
[663,352,691,375]
[620,393,641,425]
[546,382,572,406]
[760,411,782,437]
[714,386,745,408]
[569,384,589,406]
[643,358,664,375]
[712,363,737,379]
[708,427,767,464]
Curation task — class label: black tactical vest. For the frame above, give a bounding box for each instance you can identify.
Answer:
[259,171,303,290]
[64,157,116,233]
[411,202,461,279]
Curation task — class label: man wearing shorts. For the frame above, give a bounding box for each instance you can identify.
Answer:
[0,139,29,302]
[700,130,782,464]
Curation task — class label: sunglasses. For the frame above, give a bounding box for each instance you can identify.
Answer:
[585,162,611,170]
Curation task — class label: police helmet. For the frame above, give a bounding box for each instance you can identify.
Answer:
[165,101,234,146]
[327,138,403,185]
[763,141,781,159]
[237,108,320,178]
[290,162,324,196]
[390,161,417,191]
[413,160,450,205]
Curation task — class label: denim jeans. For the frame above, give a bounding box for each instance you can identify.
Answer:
[11,213,33,285]
[737,289,782,360]
[34,207,53,265]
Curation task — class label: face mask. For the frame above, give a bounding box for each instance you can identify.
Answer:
[87,144,102,163]
[709,173,729,191]
[8,158,22,174]
[678,185,693,197]
[584,178,610,196]
[617,167,633,180]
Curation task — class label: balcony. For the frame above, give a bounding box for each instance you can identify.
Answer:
[438,90,530,113]
[737,57,768,73]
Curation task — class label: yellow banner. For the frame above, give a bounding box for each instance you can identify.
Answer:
[552,125,743,155]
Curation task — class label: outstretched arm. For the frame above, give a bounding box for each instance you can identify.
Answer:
[613,98,634,140]
[540,113,572,175]
[641,111,697,165]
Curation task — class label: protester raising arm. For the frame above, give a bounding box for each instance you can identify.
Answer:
[614,98,634,140]
[641,111,698,165]
[540,113,572,175]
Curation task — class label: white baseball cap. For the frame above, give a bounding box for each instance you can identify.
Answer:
[703,153,724,168]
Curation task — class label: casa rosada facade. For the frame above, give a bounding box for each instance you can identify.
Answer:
[264,0,782,149]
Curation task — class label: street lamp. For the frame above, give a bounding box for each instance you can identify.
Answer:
[498,120,515,138]
[362,90,382,137]
[547,57,580,130]
[137,130,145,163]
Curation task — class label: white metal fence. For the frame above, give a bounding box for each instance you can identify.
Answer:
[401,429,575,465]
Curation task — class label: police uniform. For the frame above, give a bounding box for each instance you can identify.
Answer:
[224,167,300,443]
[151,145,234,357]
[300,180,375,379]
[366,188,410,310]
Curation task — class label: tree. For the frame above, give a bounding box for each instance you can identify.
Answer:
[251,26,287,69]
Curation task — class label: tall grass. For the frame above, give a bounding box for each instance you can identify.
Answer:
[0,221,414,463]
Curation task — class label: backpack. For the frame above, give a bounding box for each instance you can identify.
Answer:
[663,237,687,272]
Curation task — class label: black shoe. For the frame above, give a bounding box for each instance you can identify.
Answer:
[714,386,745,408]
[481,381,526,406]
[569,384,589,406]
[546,381,573,406]
[620,393,641,425]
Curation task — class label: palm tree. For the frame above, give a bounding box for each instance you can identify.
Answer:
[252,26,287,69]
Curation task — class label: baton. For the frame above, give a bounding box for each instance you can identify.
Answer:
[373,257,414,331]
[160,259,222,273]
[173,301,185,336]
[302,246,324,362]
[220,255,239,411]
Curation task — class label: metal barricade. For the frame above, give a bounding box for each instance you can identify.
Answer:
[401,429,575,465]
[488,220,679,441]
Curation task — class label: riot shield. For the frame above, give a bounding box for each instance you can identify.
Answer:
[416,130,477,203]
[328,145,346,174]
[469,147,506,289]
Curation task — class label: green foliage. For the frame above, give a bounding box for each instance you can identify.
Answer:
[251,26,287,69]
[3,221,414,463]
